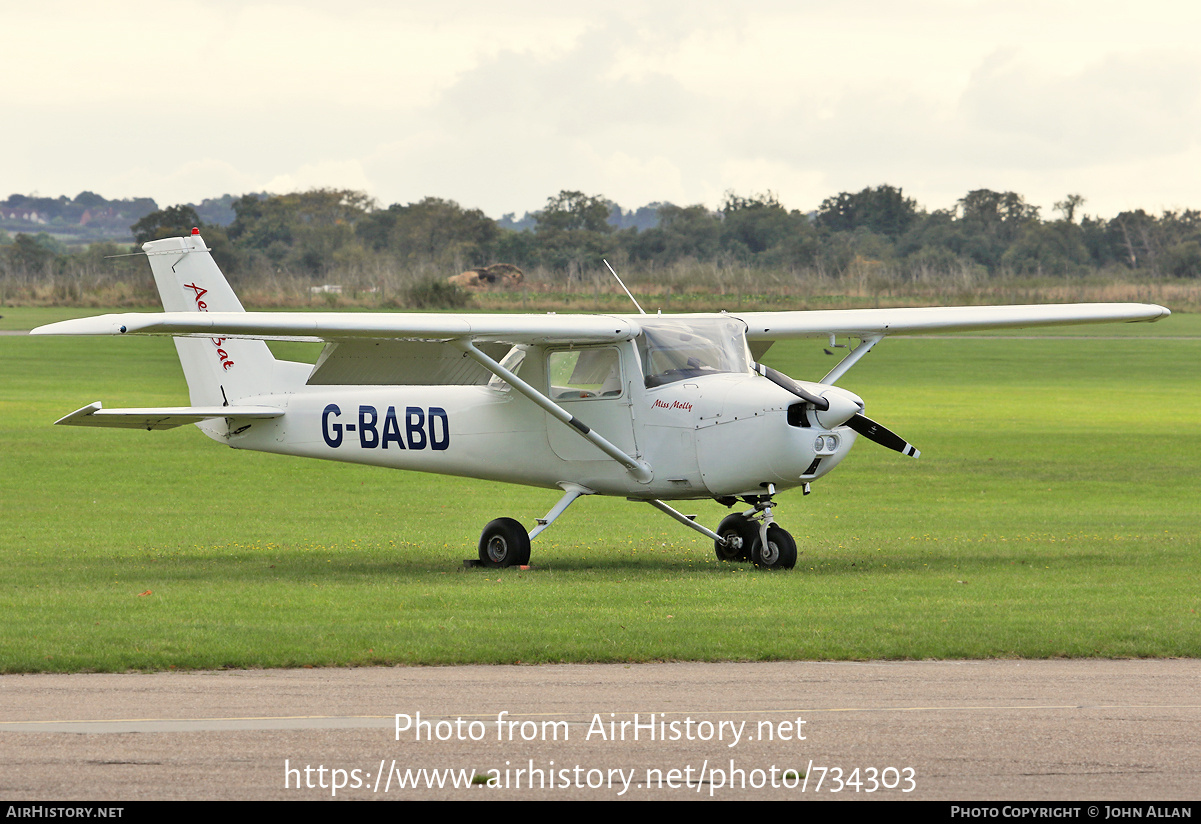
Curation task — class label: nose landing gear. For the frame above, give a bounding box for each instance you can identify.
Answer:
[711,493,797,570]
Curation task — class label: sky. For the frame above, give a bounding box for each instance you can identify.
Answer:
[5,0,1201,220]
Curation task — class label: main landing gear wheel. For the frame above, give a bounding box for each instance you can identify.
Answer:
[714,513,756,562]
[750,525,797,570]
[478,517,531,568]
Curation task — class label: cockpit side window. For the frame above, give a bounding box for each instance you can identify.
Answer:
[547,348,623,400]
[636,318,751,387]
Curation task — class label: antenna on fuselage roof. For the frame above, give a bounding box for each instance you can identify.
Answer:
[603,259,646,315]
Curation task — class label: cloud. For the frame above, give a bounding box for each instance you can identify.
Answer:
[7,1,1201,218]
[362,17,719,214]
[256,160,374,199]
[959,50,1201,167]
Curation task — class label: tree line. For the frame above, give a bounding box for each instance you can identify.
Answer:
[120,186,1201,280]
[4,185,1201,303]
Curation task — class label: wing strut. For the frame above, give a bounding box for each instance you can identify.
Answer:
[821,334,883,385]
[453,340,653,482]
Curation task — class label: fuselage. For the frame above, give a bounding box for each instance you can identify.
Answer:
[220,336,858,500]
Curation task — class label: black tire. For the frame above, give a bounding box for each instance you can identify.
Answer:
[715,513,756,562]
[750,525,797,570]
[478,518,531,568]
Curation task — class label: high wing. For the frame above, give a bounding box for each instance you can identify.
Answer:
[33,303,1167,346]
[725,302,1169,383]
[732,303,1170,340]
[33,301,1169,390]
[30,311,640,344]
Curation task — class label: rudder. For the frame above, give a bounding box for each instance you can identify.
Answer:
[143,232,279,411]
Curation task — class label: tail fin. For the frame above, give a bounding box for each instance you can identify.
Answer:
[143,231,279,409]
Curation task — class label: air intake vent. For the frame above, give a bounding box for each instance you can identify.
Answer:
[787,403,810,427]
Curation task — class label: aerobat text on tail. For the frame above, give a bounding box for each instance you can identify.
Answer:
[32,232,1171,569]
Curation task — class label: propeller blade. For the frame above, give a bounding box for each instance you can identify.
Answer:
[754,363,829,410]
[846,413,920,458]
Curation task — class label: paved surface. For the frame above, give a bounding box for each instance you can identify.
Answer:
[1,660,1198,800]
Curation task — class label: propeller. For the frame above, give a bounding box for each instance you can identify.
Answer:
[845,413,920,458]
[755,362,920,459]
[754,363,829,410]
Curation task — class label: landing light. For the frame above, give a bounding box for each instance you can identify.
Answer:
[814,435,839,453]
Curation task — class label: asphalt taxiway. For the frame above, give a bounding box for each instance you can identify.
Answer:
[2,660,1198,800]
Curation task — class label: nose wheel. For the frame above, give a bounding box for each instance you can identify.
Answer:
[750,524,797,570]
[712,495,797,570]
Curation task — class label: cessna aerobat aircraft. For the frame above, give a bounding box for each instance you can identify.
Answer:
[33,231,1170,569]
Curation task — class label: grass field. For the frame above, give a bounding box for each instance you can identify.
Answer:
[2,309,1198,671]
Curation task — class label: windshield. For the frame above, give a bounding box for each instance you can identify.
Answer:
[636,317,751,387]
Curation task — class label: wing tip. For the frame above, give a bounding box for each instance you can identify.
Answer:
[32,317,126,336]
[54,402,103,425]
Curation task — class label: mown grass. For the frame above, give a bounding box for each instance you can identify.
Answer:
[1,314,1197,671]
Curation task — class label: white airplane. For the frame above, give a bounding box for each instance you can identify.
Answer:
[33,231,1170,569]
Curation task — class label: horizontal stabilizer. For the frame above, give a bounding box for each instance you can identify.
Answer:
[55,402,284,430]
